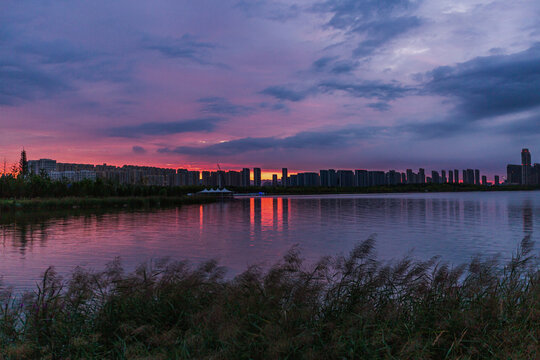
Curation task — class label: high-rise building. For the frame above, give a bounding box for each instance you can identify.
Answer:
[368,171,385,186]
[441,170,447,183]
[431,170,440,184]
[282,168,288,187]
[337,170,354,187]
[253,168,261,187]
[507,165,522,184]
[386,170,401,185]
[481,175,487,185]
[217,170,226,188]
[355,170,368,187]
[475,169,480,185]
[466,169,475,185]
[272,174,278,186]
[448,170,454,184]
[419,168,425,183]
[302,172,320,186]
[462,169,467,184]
[522,148,532,185]
[241,168,250,187]
[202,171,211,186]
[454,169,459,184]
[406,169,414,184]
[188,171,200,186]
[328,169,337,187]
[28,159,57,175]
[494,175,500,185]
[320,170,329,187]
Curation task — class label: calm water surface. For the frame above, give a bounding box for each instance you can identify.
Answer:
[1,191,539,289]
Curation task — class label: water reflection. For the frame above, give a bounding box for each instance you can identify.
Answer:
[1,192,540,289]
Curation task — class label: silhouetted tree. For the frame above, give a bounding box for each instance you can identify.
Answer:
[19,149,28,177]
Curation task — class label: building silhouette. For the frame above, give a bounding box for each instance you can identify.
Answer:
[253,168,261,187]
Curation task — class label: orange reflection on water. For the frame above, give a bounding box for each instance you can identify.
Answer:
[248,197,289,234]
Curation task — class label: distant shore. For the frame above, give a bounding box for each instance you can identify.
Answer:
[0,195,217,211]
[233,183,540,195]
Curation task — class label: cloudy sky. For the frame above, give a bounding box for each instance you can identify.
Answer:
[2,0,540,177]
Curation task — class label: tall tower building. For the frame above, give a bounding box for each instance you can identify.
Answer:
[419,168,425,184]
[448,170,454,184]
[406,169,414,184]
[441,170,447,183]
[431,170,440,184]
[454,169,459,184]
[521,148,531,185]
[467,169,475,185]
[474,169,480,185]
[282,168,288,187]
[241,168,250,187]
[253,168,261,187]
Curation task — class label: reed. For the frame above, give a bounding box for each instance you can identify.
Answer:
[0,238,538,359]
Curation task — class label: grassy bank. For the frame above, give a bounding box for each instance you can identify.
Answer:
[0,238,538,359]
[0,196,216,211]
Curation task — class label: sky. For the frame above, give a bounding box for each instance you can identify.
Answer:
[1,0,540,177]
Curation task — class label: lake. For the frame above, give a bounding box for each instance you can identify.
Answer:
[1,191,539,289]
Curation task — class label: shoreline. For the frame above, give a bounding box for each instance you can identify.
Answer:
[0,195,217,211]
[234,183,540,196]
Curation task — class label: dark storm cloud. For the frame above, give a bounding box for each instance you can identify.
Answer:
[143,34,217,64]
[15,40,93,64]
[234,0,300,22]
[313,0,422,57]
[261,80,412,102]
[400,44,540,139]
[317,80,414,101]
[312,56,357,74]
[367,102,391,111]
[197,97,253,116]
[260,86,311,102]
[107,117,224,138]
[330,60,357,74]
[0,60,70,105]
[312,56,337,71]
[258,102,290,112]
[158,126,386,156]
[352,16,421,57]
[399,120,473,139]
[132,146,147,154]
[424,43,540,120]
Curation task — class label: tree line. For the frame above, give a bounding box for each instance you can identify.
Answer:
[0,149,203,199]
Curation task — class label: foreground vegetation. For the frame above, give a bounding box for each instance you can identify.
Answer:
[0,175,205,199]
[0,238,538,359]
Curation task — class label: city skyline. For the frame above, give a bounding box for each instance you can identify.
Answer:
[2,1,540,172]
[18,145,540,183]
[22,149,510,186]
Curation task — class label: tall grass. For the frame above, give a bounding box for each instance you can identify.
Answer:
[0,238,538,359]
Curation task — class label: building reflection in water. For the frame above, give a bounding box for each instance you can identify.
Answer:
[2,193,540,290]
[522,200,533,235]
